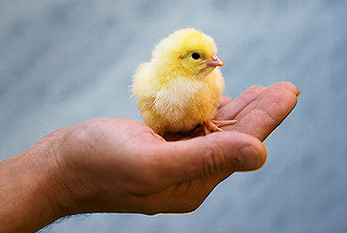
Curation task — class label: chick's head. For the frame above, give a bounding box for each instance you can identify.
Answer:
[152,28,224,79]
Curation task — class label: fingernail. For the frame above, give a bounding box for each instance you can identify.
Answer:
[238,146,261,170]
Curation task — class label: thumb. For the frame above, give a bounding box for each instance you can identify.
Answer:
[159,131,267,183]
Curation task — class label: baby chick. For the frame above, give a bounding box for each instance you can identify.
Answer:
[132,28,236,136]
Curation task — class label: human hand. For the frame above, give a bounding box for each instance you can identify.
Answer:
[0,82,299,232]
[50,82,299,216]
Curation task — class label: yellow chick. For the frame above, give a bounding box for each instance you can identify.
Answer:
[132,28,236,136]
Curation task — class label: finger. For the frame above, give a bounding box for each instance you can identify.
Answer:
[157,131,267,184]
[231,82,299,141]
[269,82,301,96]
[224,82,299,124]
[219,96,233,109]
[214,86,267,120]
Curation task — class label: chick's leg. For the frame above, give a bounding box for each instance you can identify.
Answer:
[203,121,221,135]
[202,119,237,135]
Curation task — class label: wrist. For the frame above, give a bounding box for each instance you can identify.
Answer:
[0,129,77,232]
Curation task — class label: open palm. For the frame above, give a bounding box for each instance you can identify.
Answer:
[54,82,299,216]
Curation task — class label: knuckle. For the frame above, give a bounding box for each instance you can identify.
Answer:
[202,142,228,177]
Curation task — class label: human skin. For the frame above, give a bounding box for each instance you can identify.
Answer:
[0,82,299,233]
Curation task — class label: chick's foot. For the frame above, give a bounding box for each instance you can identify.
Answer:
[212,120,237,127]
[202,119,237,135]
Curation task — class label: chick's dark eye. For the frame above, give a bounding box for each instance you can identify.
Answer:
[191,53,201,60]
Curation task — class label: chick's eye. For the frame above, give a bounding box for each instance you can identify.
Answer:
[191,53,201,60]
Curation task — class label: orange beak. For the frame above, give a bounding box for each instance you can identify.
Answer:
[205,52,225,67]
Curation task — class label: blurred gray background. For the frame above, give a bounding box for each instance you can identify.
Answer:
[1,0,346,232]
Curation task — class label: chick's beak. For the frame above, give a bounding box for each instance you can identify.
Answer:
[205,52,225,67]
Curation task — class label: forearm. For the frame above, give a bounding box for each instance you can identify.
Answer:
[0,139,69,232]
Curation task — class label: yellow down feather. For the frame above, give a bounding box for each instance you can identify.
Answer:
[132,28,226,135]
